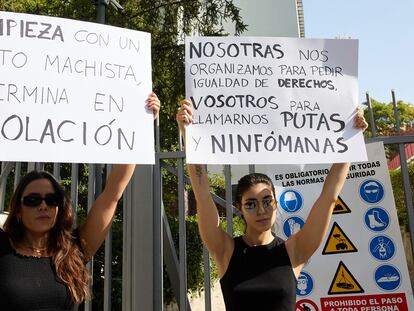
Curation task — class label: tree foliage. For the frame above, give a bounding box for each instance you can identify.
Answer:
[363,98,414,160]
[364,98,414,138]
[389,161,414,231]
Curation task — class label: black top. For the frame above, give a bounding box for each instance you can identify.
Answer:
[0,228,76,311]
[220,236,297,311]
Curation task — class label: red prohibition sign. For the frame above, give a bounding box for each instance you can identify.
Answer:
[295,298,319,311]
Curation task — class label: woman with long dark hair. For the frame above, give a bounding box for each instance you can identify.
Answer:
[0,93,160,310]
[176,99,367,311]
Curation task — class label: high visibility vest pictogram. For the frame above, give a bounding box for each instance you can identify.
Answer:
[322,222,357,255]
[328,261,364,295]
[333,196,351,214]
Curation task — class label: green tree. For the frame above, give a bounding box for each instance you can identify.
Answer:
[363,98,414,159]
[389,161,414,231]
[364,98,414,137]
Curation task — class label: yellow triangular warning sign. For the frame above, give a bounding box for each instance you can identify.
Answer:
[322,222,357,255]
[333,196,351,214]
[328,261,364,295]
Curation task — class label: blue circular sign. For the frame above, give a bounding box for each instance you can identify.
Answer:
[369,235,395,261]
[283,216,305,238]
[296,271,314,297]
[364,207,390,232]
[359,179,385,204]
[374,264,401,291]
[279,189,303,213]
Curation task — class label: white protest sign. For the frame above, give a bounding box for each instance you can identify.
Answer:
[0,11,154,164]
[257,142,413,311]
[185,36,367,165]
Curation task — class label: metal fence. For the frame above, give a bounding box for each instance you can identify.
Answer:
[1,90,414,311]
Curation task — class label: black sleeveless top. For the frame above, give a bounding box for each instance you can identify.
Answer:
[0,229,76,311]
[220,236,297,311]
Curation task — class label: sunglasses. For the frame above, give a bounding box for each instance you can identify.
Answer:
[21,194,60,207]
[242,198,276,213]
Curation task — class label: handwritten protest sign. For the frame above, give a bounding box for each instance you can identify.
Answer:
[0,11,153,164]
[185,36,367,164]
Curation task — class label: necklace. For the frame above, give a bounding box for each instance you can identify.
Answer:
[243,233,274,247]
[242,235,258,247]
[24,244,48,256]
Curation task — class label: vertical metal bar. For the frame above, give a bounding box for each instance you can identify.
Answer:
[224,165,233,236]
[14,163,21,190]
[122,177,132,311]
[131,165,154,310]
[53,163,61,179]
[94,0,107,304]
[70,163,79,311]
[392,90,401,135]
[95,164,103,199]
[153,118,163,310]
[162,200,192,310]
[366,92,377,137]
[27,162,35,172]
[36,162,44,171]
[96,0,107,24]
[104,165,112,311]
[203,246,212,311]
[178,144,188,311]
[0,162,12,212]
[103,229,112,311]
[391,90,414,258]
[84,164,96,311]
[71,164,79,226]
[248,165,255,174]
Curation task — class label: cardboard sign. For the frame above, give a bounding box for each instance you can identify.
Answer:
[185,36,367,164]
[0,11,154,164]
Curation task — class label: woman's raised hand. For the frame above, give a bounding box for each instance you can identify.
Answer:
[176,99,193,134]
[354,108,368,131]
[146,92,161,119]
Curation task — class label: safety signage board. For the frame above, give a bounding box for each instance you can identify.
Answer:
[257,142,414,310]
[327,261,364,294]
[332,196,351,215]
[322,222,357,255]
[320,293,408,311]
[296,298,319,311]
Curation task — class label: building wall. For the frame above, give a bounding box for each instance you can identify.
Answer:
[224,0,302,37]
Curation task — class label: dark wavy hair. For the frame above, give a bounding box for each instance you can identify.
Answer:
[234,173,276,207]
[4,170,91,304]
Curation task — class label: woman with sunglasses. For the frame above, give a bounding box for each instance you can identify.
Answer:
[176,99,367,311]
[0,93,160,311]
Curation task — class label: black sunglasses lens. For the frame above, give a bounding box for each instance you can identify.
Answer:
[44,195,59,206]
[22,196,42,207]
[22,195,59,207]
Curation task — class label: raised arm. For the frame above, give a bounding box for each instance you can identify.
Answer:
[286,109,368,275]
[177,100,233,274]
[79,93,160,259]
